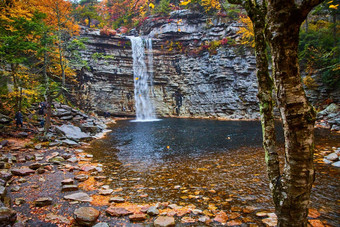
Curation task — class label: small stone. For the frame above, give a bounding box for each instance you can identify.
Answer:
[34,144,42,150]
[61,185,78,192]
[309,219,325,227]
[94,176,107,181]
[81,165,96,172]
[198,216,210,223]
[331,161,340,167]
[67,157,78,163]
[323,158,332,164]
[0,207,17,226]
[154,216,176,227]
[37,167,46,174]
[34,154,44,161]
[74,207,100,226]
[10,185,20,192]
[74,174,89,182]
[95,167,103,172]
[99,189,113,195]
[61,178,74,185]
[147,206,159,216]
[109,197,125,203]
[106,207,133,216]
[14,198,25,205]
[48,156,65,164]
[0,179,5,186]
[29,163,42,170]
[181,217,196,224]
[129,213,147,221]
[325,153,338,161]
[93,223,110,227]
[192,209,203,214]
[256,211,268,217]
[35,197,53,207]
[214,211,228,224]
[0,186,6,198]
[64,192,92,202]
[86,154,93,158]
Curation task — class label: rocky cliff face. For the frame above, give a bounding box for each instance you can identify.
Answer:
[70,10,338,119]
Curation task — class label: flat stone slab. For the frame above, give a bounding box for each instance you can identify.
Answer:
[64,192,92,202]
[35,197,53,207]
[74,174,89,182]
[61,178,74,185]
[11,168,35,176]
[109,197,125,203]
[61,185,78,192]
[154,216,176,227]
[106,207,133,217]
[99,189,113,195]
[129,213,147,221]
[74,207,100,226]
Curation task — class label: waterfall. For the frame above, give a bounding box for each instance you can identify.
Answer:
[128,36,157,122]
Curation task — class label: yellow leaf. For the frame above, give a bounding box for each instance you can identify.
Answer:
[329,4,338,9]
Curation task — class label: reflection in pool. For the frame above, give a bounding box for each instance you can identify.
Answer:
[86,118,340,226]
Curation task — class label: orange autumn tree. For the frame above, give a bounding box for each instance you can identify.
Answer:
[0,0,44,112]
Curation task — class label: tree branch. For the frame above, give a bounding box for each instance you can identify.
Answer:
[298,0,325,18]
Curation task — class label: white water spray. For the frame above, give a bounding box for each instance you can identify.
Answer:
[128,36,158,122]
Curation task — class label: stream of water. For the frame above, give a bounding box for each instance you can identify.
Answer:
[86,119,340,226]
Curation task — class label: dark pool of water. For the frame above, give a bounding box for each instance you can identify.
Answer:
[86,119,340,226]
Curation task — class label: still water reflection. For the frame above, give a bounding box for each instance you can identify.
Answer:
[86,119,339,226]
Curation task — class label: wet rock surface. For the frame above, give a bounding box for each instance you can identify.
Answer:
[74,207,100,226]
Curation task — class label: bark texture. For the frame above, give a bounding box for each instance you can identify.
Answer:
[266,1,321,226]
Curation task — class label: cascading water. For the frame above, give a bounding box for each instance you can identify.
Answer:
[129,36,158,122]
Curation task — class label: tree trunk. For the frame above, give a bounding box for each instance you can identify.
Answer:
[11,63,19,112]
[267,3,316,226]
[44,94,52,135]
[252,14,281,203]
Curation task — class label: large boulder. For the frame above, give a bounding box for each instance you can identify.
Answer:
[56,124,91,141]
[52,108,73,117]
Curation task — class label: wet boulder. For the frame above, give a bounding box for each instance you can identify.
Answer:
[74,207,100,226]
[56,124,91,141]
